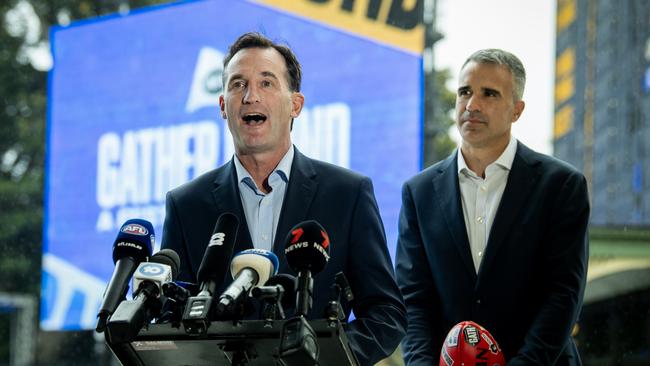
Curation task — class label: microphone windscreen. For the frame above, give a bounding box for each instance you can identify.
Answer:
[113,219,154,263]
[197,213,239,284]
[150,249,180,280]
[283,220,330,274]
[230,249,279,285]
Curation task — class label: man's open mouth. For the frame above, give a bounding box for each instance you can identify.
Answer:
[242,113,267,124]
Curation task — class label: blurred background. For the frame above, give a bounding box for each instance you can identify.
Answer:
[0,0,648,365]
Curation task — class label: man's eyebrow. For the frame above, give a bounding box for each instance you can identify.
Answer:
[482,87,502,96]
[227,71,279,84]
[227,73,244,83]
[261,71,279,80]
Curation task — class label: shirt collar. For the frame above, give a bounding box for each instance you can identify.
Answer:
[234,145,294,188]
[457,135,518,175]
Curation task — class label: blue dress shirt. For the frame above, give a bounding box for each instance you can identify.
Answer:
[233,146,293,251]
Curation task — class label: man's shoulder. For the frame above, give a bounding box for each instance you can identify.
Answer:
[300,154,368,185]
[517,143,584,179]
[168,163,230,200]
[405,153,455,187]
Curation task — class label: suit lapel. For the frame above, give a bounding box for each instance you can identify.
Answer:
[273,148,318,272]
[211,159,254,255]
[432,152,477,281]
[479,143,540,276]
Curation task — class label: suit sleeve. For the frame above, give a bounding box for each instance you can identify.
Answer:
[161,191,195,283]
[344,177,408,365]
[509,171,590,365]
[395,182,441,366]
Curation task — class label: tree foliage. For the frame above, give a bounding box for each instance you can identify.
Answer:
[0,0,170,292]
[0,1,168,363]
[423,67,457,167]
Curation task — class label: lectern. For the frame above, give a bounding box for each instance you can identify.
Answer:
[106,319,359,366]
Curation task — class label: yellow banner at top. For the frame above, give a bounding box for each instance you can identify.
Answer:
[253,0,424,54]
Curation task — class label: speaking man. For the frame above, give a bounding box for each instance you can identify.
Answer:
[161,32,406,365]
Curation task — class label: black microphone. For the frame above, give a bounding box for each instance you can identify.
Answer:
[279,221,329,366]
[105,249,180,343]
[252,273,297,311]
[252,273,297,320]
[183,212,238,334]
[283,220,331,317]
[96,219,154,332]
[162,281,192,305]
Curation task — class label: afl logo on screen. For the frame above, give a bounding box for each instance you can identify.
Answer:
[121,224,149,236]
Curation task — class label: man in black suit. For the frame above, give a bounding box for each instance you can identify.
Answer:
[161,32,406,365]
[396,49,589,365]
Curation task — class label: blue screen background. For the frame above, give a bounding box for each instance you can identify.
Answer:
[42,0,421,330]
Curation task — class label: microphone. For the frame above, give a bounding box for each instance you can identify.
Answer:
[158,281,193,326]
[105,249,180,343]
[279,221,329,366]
[182,213,238,334]
[252,273,297,320]
[216,248,279,316]
[96,219,154,332]
[132,249,180,293]
[162,281,192,305]
[283,220,330,316]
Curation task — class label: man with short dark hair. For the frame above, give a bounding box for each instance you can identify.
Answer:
[396,49,589,365]
[162,32,406,365]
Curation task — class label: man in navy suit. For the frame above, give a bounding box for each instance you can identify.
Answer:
[396,49,589,365]
[161,32,406,365]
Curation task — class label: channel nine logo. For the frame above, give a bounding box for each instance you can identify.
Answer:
[121,223,149,236]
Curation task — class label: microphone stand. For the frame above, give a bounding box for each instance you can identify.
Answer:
[295,270,313,317]
[252,284,286,323]
[279,269,318,366]
[325,272,353,322]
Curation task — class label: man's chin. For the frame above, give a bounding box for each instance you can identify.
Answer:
[237,142,276,155]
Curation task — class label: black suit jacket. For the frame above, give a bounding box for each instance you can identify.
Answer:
[162,147,406,365]
[396,142,589,365]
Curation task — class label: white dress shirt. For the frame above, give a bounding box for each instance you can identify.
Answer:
[457,136,518,273]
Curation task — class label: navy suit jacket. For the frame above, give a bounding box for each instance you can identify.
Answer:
[162,147,406,365]
[396,142,589,365]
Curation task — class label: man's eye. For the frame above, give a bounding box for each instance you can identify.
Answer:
[458,90,470,96]
[231,81,245,89]
[261,80,272,87]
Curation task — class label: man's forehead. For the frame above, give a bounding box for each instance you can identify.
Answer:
[458,62,512,86]
[460,61,511,77]
[225,47,287,76]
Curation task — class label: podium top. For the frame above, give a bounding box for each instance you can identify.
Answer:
[107,319,359,366]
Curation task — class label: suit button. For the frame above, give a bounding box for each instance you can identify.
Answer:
[476,299,481,304]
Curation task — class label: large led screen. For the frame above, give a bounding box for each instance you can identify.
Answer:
[42,0,422,330]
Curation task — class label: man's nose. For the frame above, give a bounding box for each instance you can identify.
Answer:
[466,96,480,112]
[243,85,261,104]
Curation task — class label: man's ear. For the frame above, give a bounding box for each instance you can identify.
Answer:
[290,92,305,118]
[512,100,525,122]
[219,95,227,119]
